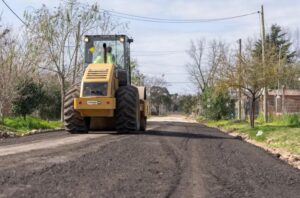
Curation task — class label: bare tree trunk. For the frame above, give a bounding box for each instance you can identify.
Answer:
[72,22,81,85]
[250,96,256,128]
[58,74,65,122]
[0,102,3,124]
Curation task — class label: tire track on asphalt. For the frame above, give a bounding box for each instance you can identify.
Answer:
[0,134,109,156]
[0,124,160,157]
[145,123,184,198]
[153,123,206,198]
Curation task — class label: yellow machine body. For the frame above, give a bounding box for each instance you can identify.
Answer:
[74,63,149,120]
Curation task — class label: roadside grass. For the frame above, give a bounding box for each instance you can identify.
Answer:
[0,116,62,134]
[198,114,300,155]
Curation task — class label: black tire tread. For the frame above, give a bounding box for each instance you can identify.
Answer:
[115,86,140,132]
[64,86,88,134]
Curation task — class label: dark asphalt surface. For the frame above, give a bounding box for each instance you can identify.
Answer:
[0,120,300,198]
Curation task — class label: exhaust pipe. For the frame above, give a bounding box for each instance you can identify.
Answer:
[103,43,107,63]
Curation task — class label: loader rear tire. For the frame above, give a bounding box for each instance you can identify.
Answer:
[64,86,89,134]
[115,85,140,133]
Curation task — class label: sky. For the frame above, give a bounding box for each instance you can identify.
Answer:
[1,0,300,94]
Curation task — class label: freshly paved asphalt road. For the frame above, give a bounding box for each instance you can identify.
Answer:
[0,116,300,198]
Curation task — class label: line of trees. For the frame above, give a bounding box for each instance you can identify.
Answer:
[185,24,300,127]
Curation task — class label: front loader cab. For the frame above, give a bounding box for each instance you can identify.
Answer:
[84,35,133,85]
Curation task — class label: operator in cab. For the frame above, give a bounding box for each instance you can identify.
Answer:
[93,46,115,64]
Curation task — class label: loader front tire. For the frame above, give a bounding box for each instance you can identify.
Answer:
[115,85,140,133]
[64,86,89,134]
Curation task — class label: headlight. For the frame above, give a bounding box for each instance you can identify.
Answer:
[119,37,125,43]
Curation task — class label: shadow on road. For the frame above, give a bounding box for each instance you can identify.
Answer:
[87,121,238,140]
[129,121,237,140]
[137,130,236,140]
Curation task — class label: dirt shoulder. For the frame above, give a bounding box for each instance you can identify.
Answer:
[199,119,300,170]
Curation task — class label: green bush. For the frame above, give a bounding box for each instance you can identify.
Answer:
[201,88,235,120]
[3,116,62,132]
[275,114,300,127]
[256,113,300,127]
[12,77,45,119]
[179,95,198,114]
[38,84,61,120]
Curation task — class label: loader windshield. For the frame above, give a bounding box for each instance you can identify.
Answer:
[88,40,125,69]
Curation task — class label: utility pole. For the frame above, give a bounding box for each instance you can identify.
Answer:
[276,45,282,114]
[238,39,242,120]
[260,5,268,122]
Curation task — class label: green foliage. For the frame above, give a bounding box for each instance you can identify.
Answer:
[201,88,235,120]
[12,78,45,119]
[38,82,61,120]
[273,114,300,127]
[252,24,299,89]
[178,95,198,114]
[150,86,172,114]
[256,113,300,127]
[131,60,145,86]
[2,116,62,132]
[253,24,296,63]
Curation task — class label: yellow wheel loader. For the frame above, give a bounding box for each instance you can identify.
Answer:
[64,35,149,133]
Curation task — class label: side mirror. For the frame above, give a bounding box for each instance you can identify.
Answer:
[128,38,134,43]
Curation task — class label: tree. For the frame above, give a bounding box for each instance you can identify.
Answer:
[253,24,298,89]
[178,95,198,114]
[149,86,171,115]
[201,87,234,120]
[219,39,278,127]
[38,75,62,120]
[131,60,145,86]
[251,24,299,120]
[12,78,45,119]
[0,19,17,123]
[186,39,225,93]
[24,0,127,120]
[254,24,296,63]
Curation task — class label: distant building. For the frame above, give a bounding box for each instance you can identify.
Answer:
[233,88,300,119]
[264,89,300,115]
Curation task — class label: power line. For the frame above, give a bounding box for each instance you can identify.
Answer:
[132,50,185,53]
[144,72,187,74]
[132,46,219,55]
[166,82,193,84]
[108,12,259,23]
[1,0,28,26]
[132,47,213,52]
[133,52,185,57]
[143,72,190,75]
[101,8,259,23]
